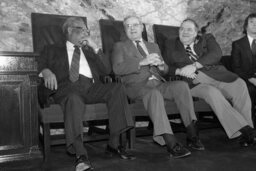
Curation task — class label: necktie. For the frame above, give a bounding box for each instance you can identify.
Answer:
[135,40,147,58]
[252,39,256,56]
[186,45,198,62]
[69,45,81,82]
[135,40,166,82]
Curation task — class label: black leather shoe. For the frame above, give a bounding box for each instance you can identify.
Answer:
[75,155,93,171]
[239,128,256,147]
[105,145,136,160]
[167,143,191,159]
[187,137,205,150]
[239,135,250,147]
[247,129,256,145]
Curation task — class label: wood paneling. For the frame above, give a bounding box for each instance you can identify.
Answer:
[0,52,42,169]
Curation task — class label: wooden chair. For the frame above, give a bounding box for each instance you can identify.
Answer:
[153,24,179,58]
[31,13,113,161]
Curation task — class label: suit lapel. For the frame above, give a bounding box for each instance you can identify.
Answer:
[175,38,191,62]
[144,40,158,55]
[241,36,253,64]
[62,44,69,72]
[126,39,143,58]
[193,36,204,57]
[176,38,186,54]
[81,47,96,79]
[143,40,152,54]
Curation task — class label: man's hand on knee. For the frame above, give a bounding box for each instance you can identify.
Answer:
[42,68,58,90]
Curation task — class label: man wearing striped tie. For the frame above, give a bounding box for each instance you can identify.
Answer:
[164,18,256,148]
[112,15,204,159]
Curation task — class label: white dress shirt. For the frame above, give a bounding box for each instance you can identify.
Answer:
[247,34,255,49]
[133,39,149,55]
[66,41,93,78]
[184,42,197,55]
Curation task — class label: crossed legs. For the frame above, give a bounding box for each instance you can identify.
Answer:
[191,78,252,139]
[56,83,134,159]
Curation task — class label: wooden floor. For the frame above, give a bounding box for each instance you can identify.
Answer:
[3,121,256,171]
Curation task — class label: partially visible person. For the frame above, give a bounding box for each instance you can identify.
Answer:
[231,13,256,125]
[112,15,205,159]
[164,18,256,148]
[38,17,135,171]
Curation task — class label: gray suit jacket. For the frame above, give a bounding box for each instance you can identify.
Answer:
[111,39,168,99]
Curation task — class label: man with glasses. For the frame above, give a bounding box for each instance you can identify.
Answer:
[112,15,204,159]
[38,17,135,171]
[164,18,256,148]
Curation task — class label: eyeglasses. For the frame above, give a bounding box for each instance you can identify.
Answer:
[125,23,141,29]
[179,27,196,33]
[71,26,90,35]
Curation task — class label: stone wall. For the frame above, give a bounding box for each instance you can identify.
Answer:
[0,0,254,55]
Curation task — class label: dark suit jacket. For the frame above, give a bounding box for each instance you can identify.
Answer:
[231,36,256,80]
[164,34,238,86]
[111,39,168,99]
[38,43,111,106]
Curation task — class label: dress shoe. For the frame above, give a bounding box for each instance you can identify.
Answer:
[105,145,136,160]
[239,127,256,147]
[167,143,191,159]
[239,135,250,147]
[75,155,93,171]
[247,129,256,145]
[187,137,205,150]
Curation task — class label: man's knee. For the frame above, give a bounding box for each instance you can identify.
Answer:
[200,86,223,101]
[143,88,163,101]
[142,88,165,110]
[166,81,191,97]
[238,78,250,92]
[60,93,84,119]
[231,78,250,97]
[147,88,162,96]
[235,78,247,89]
[65,93,83,105]
[170,81,190,91]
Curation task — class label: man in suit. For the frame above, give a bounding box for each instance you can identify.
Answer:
[112,15,204,159]
[38,17,135,171]
[231,13,256,126]
[164,18,256,147]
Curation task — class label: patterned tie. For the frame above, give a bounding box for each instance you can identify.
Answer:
[252,39,256,56]
[135,40,166,82]
[69,45,81,82]
[186,45,198,62]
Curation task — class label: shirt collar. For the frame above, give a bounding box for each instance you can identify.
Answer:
[184,42,195,49]
[66,41,79,51]
[247,34,254,46]
[133,38,143,44]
